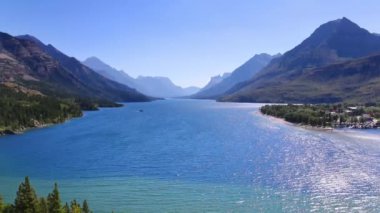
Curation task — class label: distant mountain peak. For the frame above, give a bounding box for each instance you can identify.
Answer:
[327,17,356,26]
[220,17,380,103]
[192,53,275,99]
[137,76,170,81]
[83,56,104,64]
[135,76,199,97]
[16,34,42,43]
[1,32,149,102]
[84,56,102,63]
[219,72,231,78]
[254,53,271,57]
[311,17,365,40]
[333,17,362,30]
[284,17,380,62]
[83,56,122,73]
[83,58,199,97]
[335,17,351,23]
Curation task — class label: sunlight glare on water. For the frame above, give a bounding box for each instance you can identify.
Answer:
[0,100,379,212]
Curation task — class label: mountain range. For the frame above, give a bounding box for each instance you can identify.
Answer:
[192,53,277,99]
[0,33,150,103]
[217,17,380,103]
[2,17,380,106]
[82,57,200,98]
[198,72,231,93]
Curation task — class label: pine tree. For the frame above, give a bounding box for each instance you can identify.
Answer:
[47,183,62,213]
[14,176,39,213]
[70,199,81,213]
[0,195,4,211]
[82,200,90,213]
[38,197,48,213]
[62,202,70,213]
[2,204,16,213]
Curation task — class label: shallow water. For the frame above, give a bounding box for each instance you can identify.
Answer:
[0,99,379,212]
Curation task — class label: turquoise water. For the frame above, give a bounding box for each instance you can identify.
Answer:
[0,99,380,212]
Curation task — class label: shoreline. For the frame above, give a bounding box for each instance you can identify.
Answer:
[257,111,380,144]
[260,112,380,142]
[0,102,129,137]
[260,104,380,130]
[260,112,366,132]
[260,112,334,131]
[0,115,82,137]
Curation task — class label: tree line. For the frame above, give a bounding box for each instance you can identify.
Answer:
[260,104,332,127]
[0,86,82,133]
[0,85,124,134]
[260,103,380,127]
[0,177,91,213]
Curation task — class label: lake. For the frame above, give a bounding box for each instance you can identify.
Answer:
[0,99,380,212]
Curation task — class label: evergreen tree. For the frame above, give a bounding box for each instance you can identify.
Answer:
[82,200,90,213]
[38,197,48,213]
[70,199,81,213]
[2,178,94,213]
[2,204,16,213]
[0,195,4,211]
[47,183,61,213]
[14,176,39,213]
[62,202,70,213]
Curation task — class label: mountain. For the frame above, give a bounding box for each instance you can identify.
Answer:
[198,73,231,93]
[192,53,276,99]
[82,57,138,89]
[82,57,200,98]
[183,86,201,95]
[221,17,380,103]
[134,76,200,98]
[290,54,380,103]
[225,54,380,103]
[0,33,149,103]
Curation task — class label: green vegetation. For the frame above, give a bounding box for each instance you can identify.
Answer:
[261,104,380,128]
[0,86,124,135]
[47,184,61,213]
[0,177,91,213]
[0,196,4,212]
[75,98,123,111]
[0,86,82,134]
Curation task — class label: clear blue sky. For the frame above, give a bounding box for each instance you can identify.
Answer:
[1,0,380,87]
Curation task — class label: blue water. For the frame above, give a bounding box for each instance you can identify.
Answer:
[0,99,380,212]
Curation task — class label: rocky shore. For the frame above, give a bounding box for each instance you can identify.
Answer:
[0,117,79,136]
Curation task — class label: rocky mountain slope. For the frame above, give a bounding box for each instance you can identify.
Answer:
[221,18,380,103]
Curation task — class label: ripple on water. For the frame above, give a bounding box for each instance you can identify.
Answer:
[0,100,379,212]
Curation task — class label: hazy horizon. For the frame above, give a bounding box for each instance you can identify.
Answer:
[2,0,380,87]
